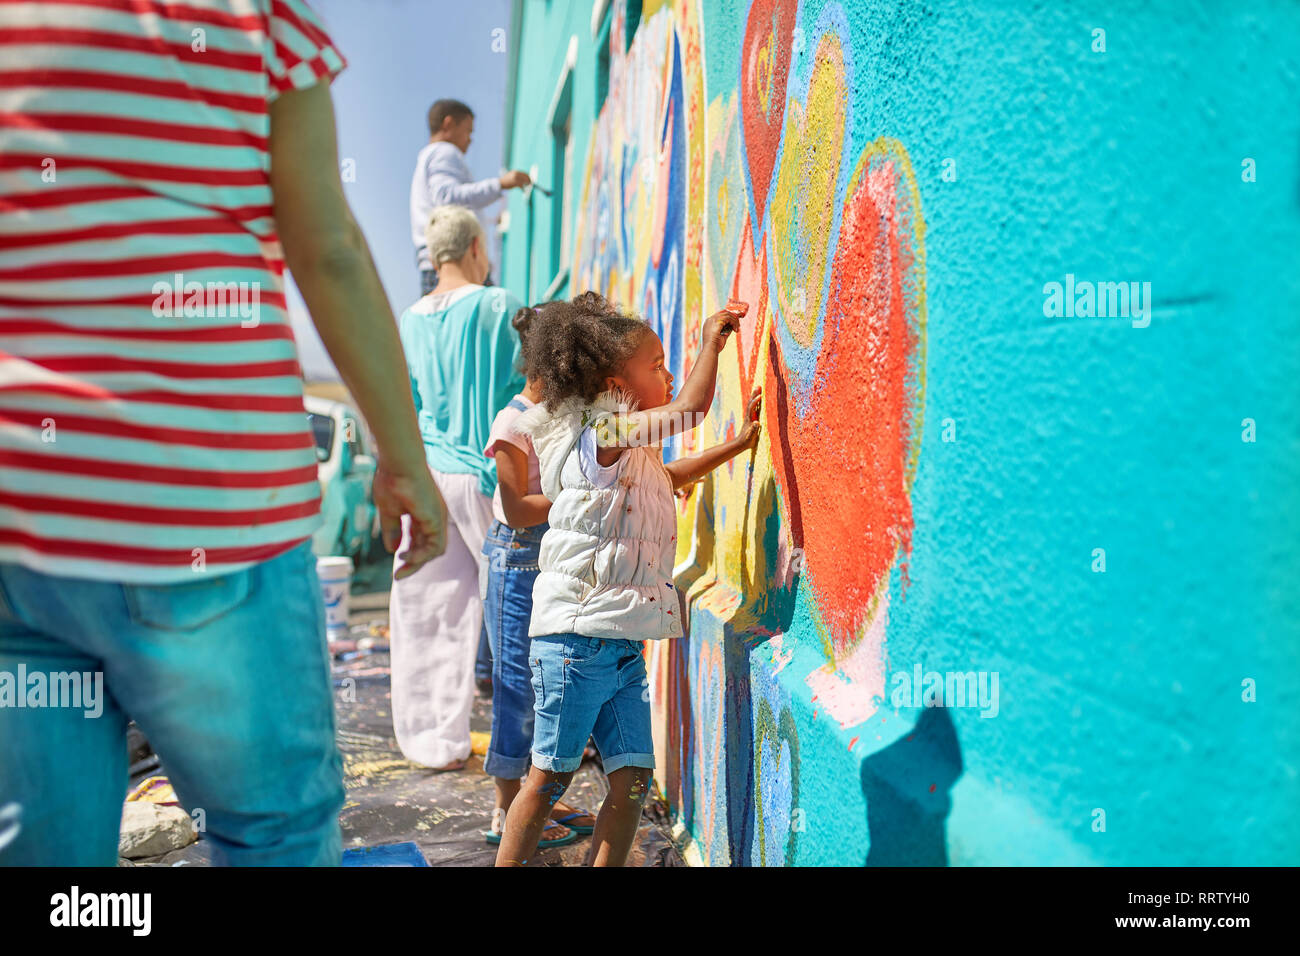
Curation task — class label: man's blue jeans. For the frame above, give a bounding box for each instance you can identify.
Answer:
[0,540,344,866]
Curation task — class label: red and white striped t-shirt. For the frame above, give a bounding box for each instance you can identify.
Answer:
[0,0,345,582]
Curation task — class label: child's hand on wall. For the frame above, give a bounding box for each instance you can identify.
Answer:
[739,387,762,451]
[663,387,762,492]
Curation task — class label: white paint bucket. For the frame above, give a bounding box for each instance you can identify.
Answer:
[316,556,354,640]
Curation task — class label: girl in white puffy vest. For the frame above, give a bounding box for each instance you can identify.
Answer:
[495,291,761,866]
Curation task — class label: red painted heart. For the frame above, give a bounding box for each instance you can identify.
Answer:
[765,142,925,659]
[740,0,796,233]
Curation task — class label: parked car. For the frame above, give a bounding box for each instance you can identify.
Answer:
[305,396,377,561]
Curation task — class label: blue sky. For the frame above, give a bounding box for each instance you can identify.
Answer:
[290,0,512,380]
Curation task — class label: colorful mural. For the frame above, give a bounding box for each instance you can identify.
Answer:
[572,0,925,864]
[510,0,1300,866]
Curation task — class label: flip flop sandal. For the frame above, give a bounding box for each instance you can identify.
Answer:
[550,809,596,834]
[484,812,578,849]
[537,821,579,849]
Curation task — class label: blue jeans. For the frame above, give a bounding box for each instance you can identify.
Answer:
[529,633,655,774]
[480,519,546,779]
[0,540,344,866]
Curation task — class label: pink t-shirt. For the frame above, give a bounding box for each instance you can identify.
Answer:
[484,394,543,526]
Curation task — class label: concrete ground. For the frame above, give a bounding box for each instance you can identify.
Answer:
[131,545,683,867]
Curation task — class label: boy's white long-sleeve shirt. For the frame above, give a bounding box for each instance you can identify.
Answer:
[409,140,503,270]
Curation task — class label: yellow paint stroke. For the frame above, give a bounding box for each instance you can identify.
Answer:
[770,33,847,348]
[342,755,417,791]
[716,173,730,238]
[756,22,776,118]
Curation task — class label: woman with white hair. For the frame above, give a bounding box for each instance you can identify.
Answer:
[390,205,525,770]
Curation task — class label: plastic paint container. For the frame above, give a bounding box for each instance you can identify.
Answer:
[316,556,354,640]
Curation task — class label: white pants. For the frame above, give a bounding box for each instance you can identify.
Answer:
[389,468,494,768]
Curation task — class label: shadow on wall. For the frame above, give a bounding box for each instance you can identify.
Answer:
[861,706,963,866]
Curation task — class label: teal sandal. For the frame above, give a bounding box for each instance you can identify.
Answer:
[484,809,579,848]
[537,821,579,848]
[550,806,596,835]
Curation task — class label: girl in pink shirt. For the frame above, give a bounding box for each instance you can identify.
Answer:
[480,307,596,848]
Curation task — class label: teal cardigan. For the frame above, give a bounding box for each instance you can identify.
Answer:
[397,285,526,498]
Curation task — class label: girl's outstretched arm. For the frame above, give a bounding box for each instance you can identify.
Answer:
[597,303,747,451]
[664,388,762,490]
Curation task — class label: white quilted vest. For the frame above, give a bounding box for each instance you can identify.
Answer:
[514,387,683,641]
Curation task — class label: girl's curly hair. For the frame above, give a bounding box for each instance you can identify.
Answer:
[521,291,655,411]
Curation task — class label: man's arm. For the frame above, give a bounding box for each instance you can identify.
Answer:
[270,80,446,576]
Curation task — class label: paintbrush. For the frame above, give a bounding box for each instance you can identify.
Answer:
[722,299,764,421]
[721,298,746,339]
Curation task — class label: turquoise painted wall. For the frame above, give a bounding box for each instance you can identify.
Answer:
[500,0,592,303]
[501,0,1300,865]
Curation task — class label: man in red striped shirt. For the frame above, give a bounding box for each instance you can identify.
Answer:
[0,0,444,865]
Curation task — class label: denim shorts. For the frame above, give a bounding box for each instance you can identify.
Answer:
[529,632,655,774]
[480,519,546,779]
